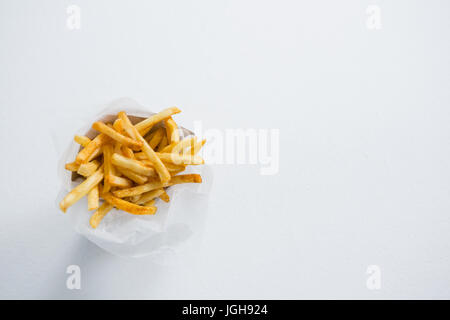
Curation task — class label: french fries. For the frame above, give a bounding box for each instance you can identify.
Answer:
[102,192,157,215]
[112,174,202,198]
[148,127,165,149]
[156,153,204,165]
[107,175,134,188]
[159,190,170,203]
[59,108,205,228]
[74,135,91,147]
[77,160,101,177]
[90,202,114,229]
[115,166,148,184]
[65,161,79,172]
[76,133,110,164]
[118,111,171,183]
[60,165,104,212]
[135,107,181,136]
[87,185,99,210]
[111,153,156,177]
[135,188,165,205]
[164,117,180,144]
[102,144,114,193]
[92,121,143,150]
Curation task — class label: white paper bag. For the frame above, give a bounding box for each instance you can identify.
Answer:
[56,98,213,258]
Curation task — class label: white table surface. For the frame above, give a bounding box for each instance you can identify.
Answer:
[1,0,449,299]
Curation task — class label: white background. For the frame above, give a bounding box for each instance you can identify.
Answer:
[1,0,449,299]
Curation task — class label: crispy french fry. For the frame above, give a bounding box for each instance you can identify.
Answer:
[65,161,80,172]
[113,118,125,135]
[92,121,143,151]
[127,194,142,203]
[111,153,156,177]
[87,146,103,162]
[135,107,181,136]
[190,139,206,155]
[159,141,177,153]
[115,166,148,184]
[148,127,165,149]
[107,175,134,188]
[113,174,201,198]
[59,165,104,212]
[113,140,122,155]
[144,199,155,207]
[159,190,170,203]
[156,153,204,165]
[118,111,171,183]
[133,152,147,160]
[156,135,168,151]
[87,185,99,210]
[164,117,180,144]
[170,169,186,176]
[102,144,114,193]
[89,202,114,228]
[76,133,110,164]
[77,160,101,177]
[121,146,135,159]
[102,192,157,215]
[74,135,91,147]
[135,188,165,205]
[171,137,196,154]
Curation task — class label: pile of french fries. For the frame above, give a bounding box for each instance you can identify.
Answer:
[59,108,206,228]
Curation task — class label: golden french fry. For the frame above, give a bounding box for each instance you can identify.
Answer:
[127,194,142,203]
[135,188,165,205]
[87,185,99,210]
[148,127,165,149]
[113,174,202,198]
[156,135,168,151]
[87,146,103,162]
[164,117,180,144]
[121,146,135,159]
[111,153,156,177]
[107,175,134,188]
[90,202,114,228]
[102,144,114,193]
[170,169,185,176]
[191,139,206,155]
[112,118,125,135]
[77,160,101,177]
[171,137,196,154]
[92,121,142,151]
[118,111,171,183]
[74,135,91,147]
[159,190,170,203]
[115,166,148,184]
[65,161,80,172]
[156,153,204,165]
[144,199,155,207]
[59,165,104,212]
[133,152,147,160]
[159,141,177,153]
[102,192,157,215]
[76,133,110,164]
[135,107,181,136]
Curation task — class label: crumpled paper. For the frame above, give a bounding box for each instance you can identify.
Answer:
[55,98,213,258]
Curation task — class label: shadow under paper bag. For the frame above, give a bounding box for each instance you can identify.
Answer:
[55,97,213,258]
